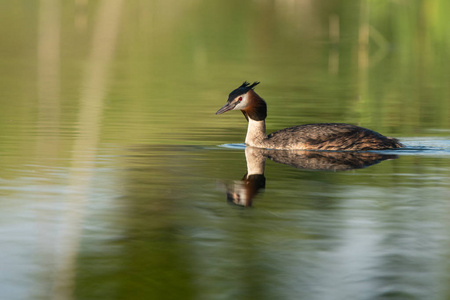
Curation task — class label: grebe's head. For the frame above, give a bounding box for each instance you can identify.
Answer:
[215,81,260,115]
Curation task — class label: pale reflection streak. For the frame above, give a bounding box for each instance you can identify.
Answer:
[328,14,339,75]
[75,0,89,32]
[37,0,61,155]
[37,1,61,296]
[50,0,124,299]
[358,2,389,70]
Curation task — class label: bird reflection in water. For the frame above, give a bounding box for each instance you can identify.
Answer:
[226,147,398,207]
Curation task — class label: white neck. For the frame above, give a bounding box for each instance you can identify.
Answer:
[245,118,267,147]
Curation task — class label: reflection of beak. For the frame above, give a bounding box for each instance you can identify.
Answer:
[215,102,236,115]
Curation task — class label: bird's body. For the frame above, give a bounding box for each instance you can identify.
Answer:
[260,122,401,150]
[216,82,403,151]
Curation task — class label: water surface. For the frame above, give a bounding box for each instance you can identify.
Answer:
[1,1,450,300]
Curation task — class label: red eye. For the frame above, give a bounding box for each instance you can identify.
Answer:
[238,97,243,102]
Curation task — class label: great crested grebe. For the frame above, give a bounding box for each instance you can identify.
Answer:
[215,81,403,151]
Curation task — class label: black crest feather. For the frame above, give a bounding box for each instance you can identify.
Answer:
[228,81,260,101]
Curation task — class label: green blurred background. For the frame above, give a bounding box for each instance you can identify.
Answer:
[1,1,450,300]
[1,0,449,152]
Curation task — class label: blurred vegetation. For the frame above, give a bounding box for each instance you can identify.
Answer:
[0,1,449,156]
[0,0,449,180]
[1,2,450,299]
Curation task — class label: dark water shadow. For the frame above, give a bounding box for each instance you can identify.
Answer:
[220,140,450,156]
[224,146,399,207]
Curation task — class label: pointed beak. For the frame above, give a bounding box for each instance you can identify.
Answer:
[215,102,236,115]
